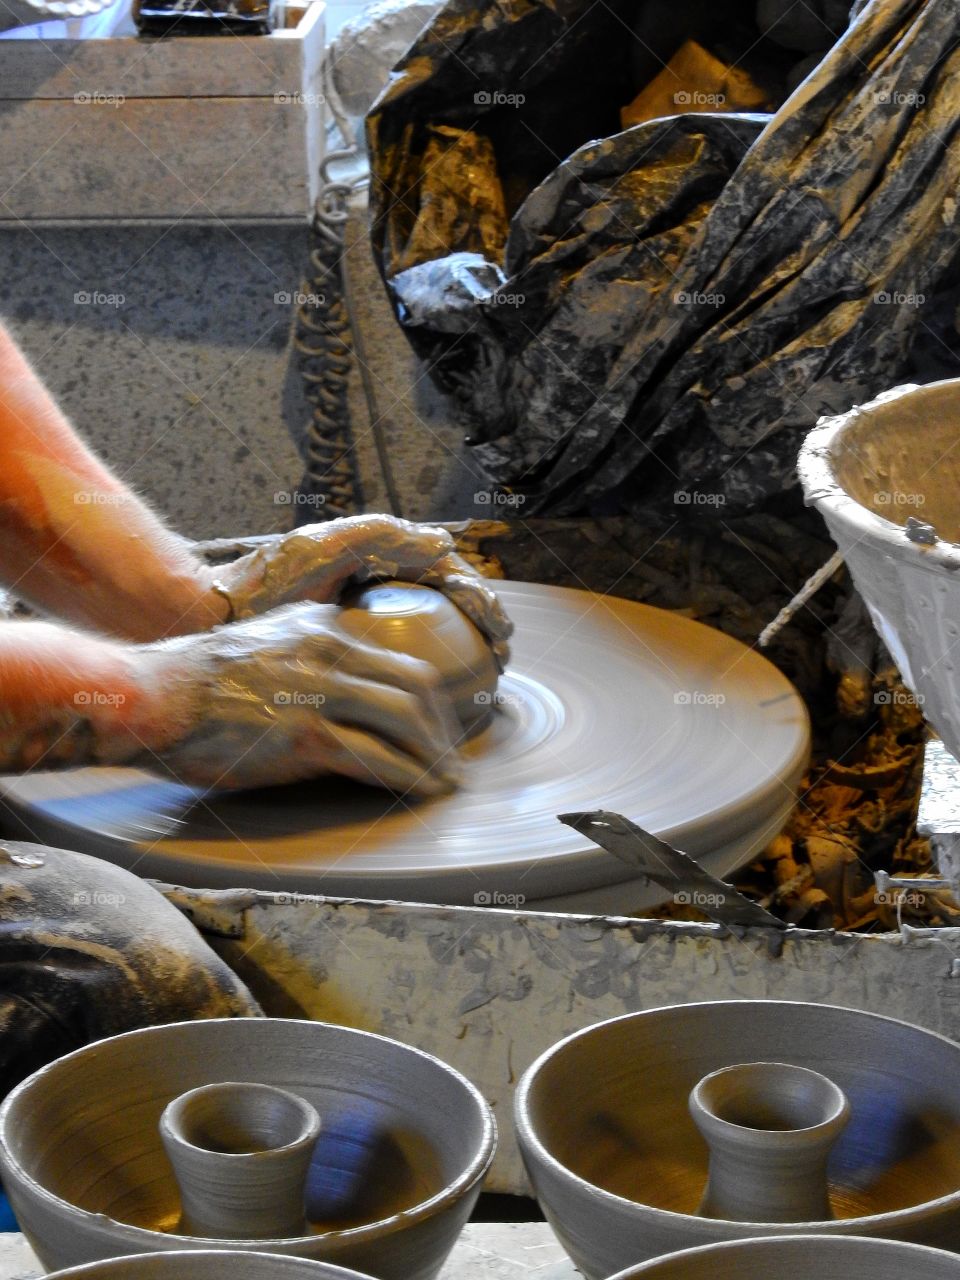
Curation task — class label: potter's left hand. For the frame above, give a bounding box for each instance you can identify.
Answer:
[211,515,513,670]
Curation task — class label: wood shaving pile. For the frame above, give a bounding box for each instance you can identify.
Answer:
[457,515,952,932]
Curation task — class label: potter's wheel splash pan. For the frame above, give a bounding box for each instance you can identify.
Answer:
[0,583,810,905]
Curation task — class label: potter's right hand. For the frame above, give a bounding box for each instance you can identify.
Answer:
[125,605,463,796]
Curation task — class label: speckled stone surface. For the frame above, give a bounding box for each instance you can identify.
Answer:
[0,1225,578,1277]
[0,225,312,540]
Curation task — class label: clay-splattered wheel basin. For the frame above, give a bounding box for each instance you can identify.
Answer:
[610,1234,960,1278]
[0,1019,495,1280]
[515,1001,960,1279]
[798,380,960,761]
[48,1252,374,1279]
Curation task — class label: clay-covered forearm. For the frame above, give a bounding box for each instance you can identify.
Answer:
[0,325,228,641]
[0,621,185,772]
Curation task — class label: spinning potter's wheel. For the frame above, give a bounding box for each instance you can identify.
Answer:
[0,584,809,910]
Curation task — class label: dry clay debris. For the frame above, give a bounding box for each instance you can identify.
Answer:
[453,517,949,933]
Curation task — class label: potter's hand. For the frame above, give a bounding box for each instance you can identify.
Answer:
[128,605,463,795]
[210,515,513,670]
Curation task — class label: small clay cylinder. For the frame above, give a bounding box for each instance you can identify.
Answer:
[160,1082,321,1239]
[689,1061,850,1223]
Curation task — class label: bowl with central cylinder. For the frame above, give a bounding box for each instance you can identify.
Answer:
[47,1252,376,1279]
[515,1001,960,1279]
[608,1235,960,1279]
[0,1018,496,1280]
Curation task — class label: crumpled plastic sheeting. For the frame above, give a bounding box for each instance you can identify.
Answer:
[369,0,960,514]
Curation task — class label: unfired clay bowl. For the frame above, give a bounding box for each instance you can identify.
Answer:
[0,1018,496,1280]
[515,1000,960,1278]
[47,1253,374,1279]
[609,1234,960,1279]
[334,581,499,729]
[798,381,960,760]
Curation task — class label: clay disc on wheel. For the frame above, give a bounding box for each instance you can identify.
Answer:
[0,583,810,905]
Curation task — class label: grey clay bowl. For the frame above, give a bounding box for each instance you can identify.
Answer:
[515,1000,960,1278]
[48,1252,374,1279]
[0,1018,496,1280]
[609,1234,960,1278]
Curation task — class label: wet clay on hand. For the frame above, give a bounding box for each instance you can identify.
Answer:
[211,515,513,671]
[128,603,463,795]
